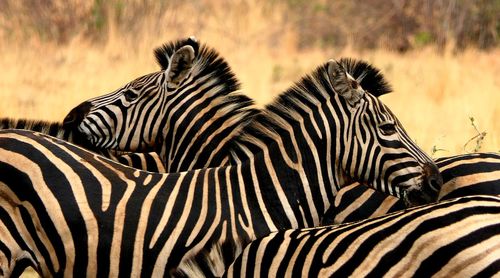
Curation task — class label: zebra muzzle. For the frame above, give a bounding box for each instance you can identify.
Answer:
[63,101,92,127]
[403,163,443,206]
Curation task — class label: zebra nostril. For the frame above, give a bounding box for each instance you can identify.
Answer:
[423,162,443,192]
[429,176,442,192]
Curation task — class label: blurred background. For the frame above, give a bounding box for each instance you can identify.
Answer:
[0,0,498,155]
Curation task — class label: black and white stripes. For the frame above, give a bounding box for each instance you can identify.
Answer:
[0,39,442,276]
[0,117,166,172]
[64,37,257,173]
[182,195,500,277]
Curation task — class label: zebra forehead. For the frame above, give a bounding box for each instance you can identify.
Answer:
[128,72,163,87]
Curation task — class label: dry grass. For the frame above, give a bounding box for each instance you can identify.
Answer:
[1,38,498,156]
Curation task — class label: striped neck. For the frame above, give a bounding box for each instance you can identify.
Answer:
[154,42,259,172]
[230,64,351,227]
[157,90,258,172]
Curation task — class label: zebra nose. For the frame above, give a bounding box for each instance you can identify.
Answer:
[63,101,92,127]
[423,162,443,193]
[404,163,442,206]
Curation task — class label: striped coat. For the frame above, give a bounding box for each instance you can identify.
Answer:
[178,195,500,277]
[0,117,166,172]
[0,56,440,276]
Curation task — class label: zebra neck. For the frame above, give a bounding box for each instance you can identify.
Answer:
[158,94,257,172]
[231,112,353,228]
[237,136,353,229]
[228,68,358,225]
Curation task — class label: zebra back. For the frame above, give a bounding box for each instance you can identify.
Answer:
[0,117,165,172]
[1,118,85,146]
[176,195,500,277]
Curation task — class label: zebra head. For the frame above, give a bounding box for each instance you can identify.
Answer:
[63,37,255,171]
[63,37,199,152]
[328,59,442,206]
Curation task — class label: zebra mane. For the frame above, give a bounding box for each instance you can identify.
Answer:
[0,117,106,153]
[0,118,68,138]
[154,37,245,105]
[154,37,200,70]
[338,58,392,97]
[231,58,392,150]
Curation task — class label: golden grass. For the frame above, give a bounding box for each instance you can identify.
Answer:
[1,39,498,156]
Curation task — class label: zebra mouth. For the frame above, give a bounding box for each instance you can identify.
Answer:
[401,182,438,207]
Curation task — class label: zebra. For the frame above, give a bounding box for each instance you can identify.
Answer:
[3,38,258,174]
[322,152,500,224]
[177,194,500,277]
[0,117,166,172]
[63,37,257,173]
[65,38,441,205]
[0,52,441,275]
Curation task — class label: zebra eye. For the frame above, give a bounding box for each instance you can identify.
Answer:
[379,122,396,135]
[123,90,138,102]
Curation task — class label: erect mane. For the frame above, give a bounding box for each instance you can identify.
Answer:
[0,117,106,152]
[154,37,243,103]
[338,58,392,97]
[231,58,393,150]
[0,117,65,135]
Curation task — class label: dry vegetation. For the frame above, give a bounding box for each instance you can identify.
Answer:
[0,0,498,157]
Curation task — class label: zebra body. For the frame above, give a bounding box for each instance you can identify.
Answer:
[178,195,500,277]
[325,152,500,224]
[436,152,500,199]
[0,117,166,172]
[0,47,439,276]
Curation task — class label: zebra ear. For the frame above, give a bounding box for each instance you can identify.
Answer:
[327,60,365,106]
[166,45,196,87]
